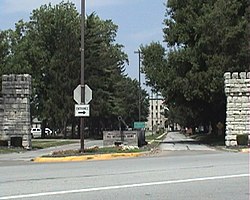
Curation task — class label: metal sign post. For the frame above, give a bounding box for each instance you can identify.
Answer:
[80,0,85,153]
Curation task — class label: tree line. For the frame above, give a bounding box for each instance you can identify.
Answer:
[0,2,149,138]
[141,0,249,134]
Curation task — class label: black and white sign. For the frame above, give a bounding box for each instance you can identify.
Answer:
[75,104,90,117]
[73,84,92,105]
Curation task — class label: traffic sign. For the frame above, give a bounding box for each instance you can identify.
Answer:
[73,85,82,104]
[84,84,92,104]
[75,104,90,117]
[73,84,92,104]
[134,122,145,129]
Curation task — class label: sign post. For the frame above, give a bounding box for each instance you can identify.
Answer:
[80,0,85,153]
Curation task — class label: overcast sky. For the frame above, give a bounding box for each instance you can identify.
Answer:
[0,0,166,91]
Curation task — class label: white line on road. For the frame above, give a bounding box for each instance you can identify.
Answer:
[0,174,249,199]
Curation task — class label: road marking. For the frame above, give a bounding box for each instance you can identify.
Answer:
[0,174,249,199]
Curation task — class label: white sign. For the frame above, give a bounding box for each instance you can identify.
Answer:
[73,84,92,104]
[73,85,82,104]
[84,84,92,104]
[75,104,90,117]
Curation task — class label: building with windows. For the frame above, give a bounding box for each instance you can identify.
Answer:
[146,97,168,132]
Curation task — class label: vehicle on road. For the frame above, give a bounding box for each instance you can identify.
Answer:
[31,128,53,138]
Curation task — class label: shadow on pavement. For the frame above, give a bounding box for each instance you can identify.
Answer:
[160,140,202,145]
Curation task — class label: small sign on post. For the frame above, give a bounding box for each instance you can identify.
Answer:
[75,104,90,117]
[134,122,145,129]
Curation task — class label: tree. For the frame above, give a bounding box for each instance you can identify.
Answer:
[141,0,249,131]
[27,2,81,137]
[85,14,149,134]
[0,30,10,90]
[0,2,149,138]
[0,2,81,137]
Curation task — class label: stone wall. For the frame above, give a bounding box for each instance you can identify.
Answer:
[224,72,250,146]
[0,74,32,147]
[103,131,138,146]
[0,96,3,136]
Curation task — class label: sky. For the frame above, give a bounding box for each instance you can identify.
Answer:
[0,0,166,92]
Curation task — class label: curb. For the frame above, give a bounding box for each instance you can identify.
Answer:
[32,152,143,163]
[217,147,250,153]
[240,148,250,153]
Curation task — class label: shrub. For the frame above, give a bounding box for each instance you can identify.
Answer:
[0,140,8,146]
[237,134,249,146]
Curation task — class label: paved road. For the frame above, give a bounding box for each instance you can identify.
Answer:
[160,131,215,151]
[0,146,249,199]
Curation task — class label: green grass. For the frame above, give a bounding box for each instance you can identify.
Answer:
[46,146,145,157]
[0,139,78,154]
[0,147,25,154]
[32,139,78,149]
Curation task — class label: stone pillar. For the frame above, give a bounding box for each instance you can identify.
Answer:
[1,74,32,148]
[224,72,250,146]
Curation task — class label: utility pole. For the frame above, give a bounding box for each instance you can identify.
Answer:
[134,50,141,122]
[80,0,85,152]
[247,1,250,69]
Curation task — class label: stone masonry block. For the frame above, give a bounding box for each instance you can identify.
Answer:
[232,72,239,79]
[239,72,247,79]
[224,72,231,79]
[225,135,237,141]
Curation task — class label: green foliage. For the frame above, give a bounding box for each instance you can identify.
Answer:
[141,0,249,129]
[0,1,149,137]
[237,135,249,146]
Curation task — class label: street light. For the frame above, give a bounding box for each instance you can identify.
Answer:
[134,50,141,122]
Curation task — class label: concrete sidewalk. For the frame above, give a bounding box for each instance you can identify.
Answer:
[160,131,216,151]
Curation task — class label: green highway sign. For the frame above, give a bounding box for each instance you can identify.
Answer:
[134,122,145,129]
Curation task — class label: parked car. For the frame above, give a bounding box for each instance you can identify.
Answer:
[45,128,52,135]
[31,128,41,138]
[31,127,53,138]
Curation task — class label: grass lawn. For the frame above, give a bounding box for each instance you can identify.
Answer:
[0,139,78,154]
[32,139,78,149]
[0,147,25,154]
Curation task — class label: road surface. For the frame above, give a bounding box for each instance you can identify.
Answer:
[0,134,249,200]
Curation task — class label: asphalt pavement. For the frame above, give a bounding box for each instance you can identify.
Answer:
[0,147,248,200]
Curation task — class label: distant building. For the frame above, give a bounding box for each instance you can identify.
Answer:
[146,97,168,131]
[31,118,41,129]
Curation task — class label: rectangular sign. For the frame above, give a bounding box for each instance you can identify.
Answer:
[75,104,90,117]
[133,122,145,129]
